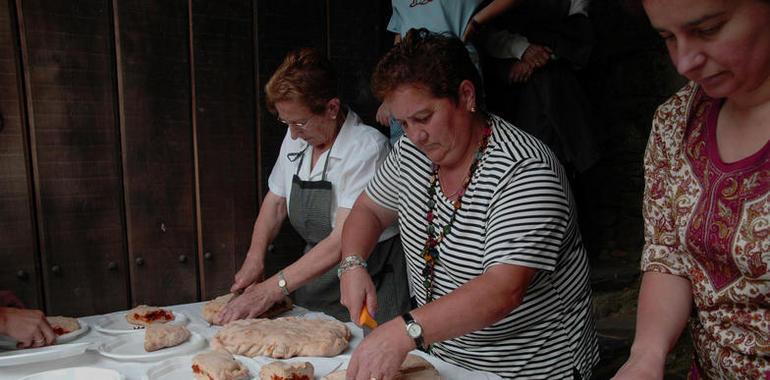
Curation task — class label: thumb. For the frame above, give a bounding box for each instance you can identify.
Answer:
[230,280,246,293]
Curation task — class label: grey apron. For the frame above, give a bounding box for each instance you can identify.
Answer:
[287,143,410,323]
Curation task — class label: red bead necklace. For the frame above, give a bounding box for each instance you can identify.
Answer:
[421,124,492,304]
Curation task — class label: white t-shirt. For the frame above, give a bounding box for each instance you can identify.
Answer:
[268,109,398,242]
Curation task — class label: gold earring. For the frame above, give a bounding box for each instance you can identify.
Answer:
[471,106,476,113]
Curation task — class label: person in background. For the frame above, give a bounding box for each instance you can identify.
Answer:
[483,0,599,174]
[377,0,521,144]
[0,290,55,348]
[339,29,598,379]
[613,0,770,378]
[217,48,410,325]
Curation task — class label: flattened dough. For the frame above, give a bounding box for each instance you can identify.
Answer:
[259,360,313,380]
[144,323,191,352]
[192,350,249,380]
[46,316,80,335]
[211,317,350,358]
[125,305,175,326]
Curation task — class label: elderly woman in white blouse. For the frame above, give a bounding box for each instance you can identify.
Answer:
[216,48,410,325]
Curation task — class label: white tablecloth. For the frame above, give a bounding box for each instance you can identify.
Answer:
[0,302,501,380]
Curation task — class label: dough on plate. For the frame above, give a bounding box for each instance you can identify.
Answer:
[259,360,314,380]
[322,354,440,380]
[125,305,175,326]
[46,316,80,335]
[202,293,293,325]
[211,317,350,358]
[144,323,191,352]
[192,350,250,380]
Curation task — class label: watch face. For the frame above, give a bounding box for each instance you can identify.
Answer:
[278,279,287,288]
[407,323,422,338]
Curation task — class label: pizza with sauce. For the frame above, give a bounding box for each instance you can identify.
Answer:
[125,305,175,327]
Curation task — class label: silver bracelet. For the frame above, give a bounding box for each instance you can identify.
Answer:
[336,255,367,279]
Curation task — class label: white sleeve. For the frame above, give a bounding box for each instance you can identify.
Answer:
[485,29,530,60]
[335,136,391,209]
[569,0,589,17]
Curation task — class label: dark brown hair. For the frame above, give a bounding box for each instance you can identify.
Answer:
[371,28,483,108]
[265,48,337,114]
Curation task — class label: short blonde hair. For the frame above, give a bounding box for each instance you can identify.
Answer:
[265,48,337,114]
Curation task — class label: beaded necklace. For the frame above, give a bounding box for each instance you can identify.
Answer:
[421,124,492,304]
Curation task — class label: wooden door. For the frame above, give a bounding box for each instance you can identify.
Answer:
[115,0,197,306]
[191,0,257,300]
[13,0,129,316]
[0,0,41,309]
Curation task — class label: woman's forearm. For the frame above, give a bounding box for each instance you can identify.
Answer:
[410,264,535,345]
[246,192,287,260]
[473,0,523,25]
[628,272,692,363]
[274,208,349,293]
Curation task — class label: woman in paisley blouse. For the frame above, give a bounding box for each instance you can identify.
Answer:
[614,0,770,379]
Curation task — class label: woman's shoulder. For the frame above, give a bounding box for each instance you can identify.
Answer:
[650,82,706,150]
[487,114,560,166]
[655,81,700,121]
[336,110,389,153]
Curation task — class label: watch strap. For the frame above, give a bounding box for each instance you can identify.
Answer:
[402,312,424,348]
[277,270,290,296]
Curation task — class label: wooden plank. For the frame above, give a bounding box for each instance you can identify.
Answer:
[255,0,327,276]
[114,0,198,306]
[191,0,257,299]
[16,0,128,316]
[0,0,40,309]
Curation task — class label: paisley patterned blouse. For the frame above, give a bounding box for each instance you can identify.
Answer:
[641,82,770,379]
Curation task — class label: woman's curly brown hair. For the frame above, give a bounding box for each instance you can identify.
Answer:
[265,48,338,114]
[371,28,483,108]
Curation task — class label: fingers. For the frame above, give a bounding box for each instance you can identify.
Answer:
[40,320,56,345]
[346,353,360,380]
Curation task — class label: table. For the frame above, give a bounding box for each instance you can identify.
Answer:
[0,302,501,379]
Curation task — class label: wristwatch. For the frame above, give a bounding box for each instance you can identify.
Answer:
[277,270,290,296]
[402,312,424,349]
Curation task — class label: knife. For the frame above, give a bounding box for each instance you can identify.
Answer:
[359,306,378,336]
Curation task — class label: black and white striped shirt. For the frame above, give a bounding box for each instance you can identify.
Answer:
[366,115,599,379]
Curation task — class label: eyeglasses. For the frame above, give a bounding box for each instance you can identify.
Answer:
[278,114,317,130]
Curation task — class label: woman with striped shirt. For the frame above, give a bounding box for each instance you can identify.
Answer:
[337,29,598,380]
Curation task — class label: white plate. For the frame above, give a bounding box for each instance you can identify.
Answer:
[0,319,90,350]
[94,311,188,335]
[97,331,206,362]
[250,356,344,379]
[142,354,260,380]
[19,367,124,380]
[0,342,90,367]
